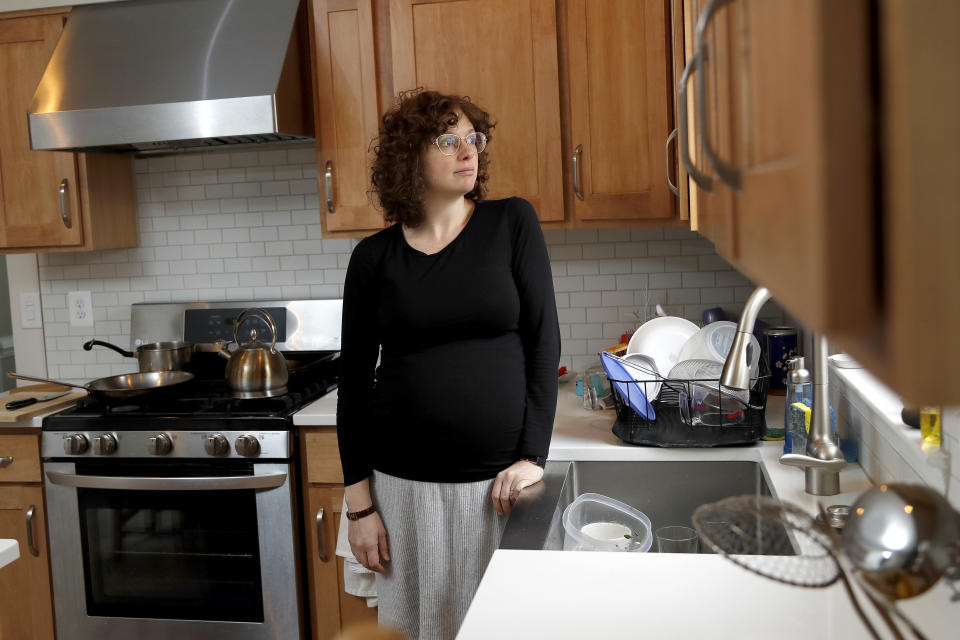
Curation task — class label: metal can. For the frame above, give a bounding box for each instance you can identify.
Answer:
[764,327,798,390]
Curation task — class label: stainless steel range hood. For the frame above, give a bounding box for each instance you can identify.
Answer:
[28,0,314,154]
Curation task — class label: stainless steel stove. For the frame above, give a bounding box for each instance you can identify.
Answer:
[41,300,341,640]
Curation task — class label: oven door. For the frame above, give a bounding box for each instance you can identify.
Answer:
[44,460,302,640]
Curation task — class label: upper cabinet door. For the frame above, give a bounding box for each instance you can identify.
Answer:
[0,13,83,249]
[389,0,564,222]
[310,0,386,235]
[684,0,737,257]
[731,0,875,333]
[565,0,674,224]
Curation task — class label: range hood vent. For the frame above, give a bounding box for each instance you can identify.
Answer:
[28,0,314,154]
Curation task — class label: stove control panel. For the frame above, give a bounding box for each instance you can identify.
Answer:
[148,433,173,456]
[234,434,261,458]
[43,430,292,460]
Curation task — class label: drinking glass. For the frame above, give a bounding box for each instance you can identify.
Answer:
[655,525,699,553]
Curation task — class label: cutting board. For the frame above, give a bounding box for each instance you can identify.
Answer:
[0,384,86,422]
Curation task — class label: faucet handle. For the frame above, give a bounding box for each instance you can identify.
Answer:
[779,453,847,473]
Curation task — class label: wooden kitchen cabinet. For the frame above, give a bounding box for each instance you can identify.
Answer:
[308,0,682,235]
[562,0,676,227]
[0,9,137,254]
[682,0,959,403]
[684,0,875,336]
[299,427,378,638]
[0,434,54,640]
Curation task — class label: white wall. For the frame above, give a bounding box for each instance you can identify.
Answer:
[33,142,783,381]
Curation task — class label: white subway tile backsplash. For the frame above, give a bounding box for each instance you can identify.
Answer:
[36,143,781,380]
[647,240,681,256]
[613,243,646,258]
[682,272,715,288]
[583,275,616,291]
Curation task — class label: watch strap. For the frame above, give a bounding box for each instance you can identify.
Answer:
[346,505,377,521]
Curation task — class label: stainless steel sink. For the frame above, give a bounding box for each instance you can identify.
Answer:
[500,460,797,554]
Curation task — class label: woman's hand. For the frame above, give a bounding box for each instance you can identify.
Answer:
[491,460,544,515]
[347,511,390,573]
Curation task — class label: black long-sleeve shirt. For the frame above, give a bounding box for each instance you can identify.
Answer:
[336,197,560,485]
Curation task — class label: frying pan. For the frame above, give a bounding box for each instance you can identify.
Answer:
[8,371,194,400]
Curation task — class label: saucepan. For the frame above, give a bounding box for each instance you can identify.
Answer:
[83,338,193,372]
[8,371,194,400]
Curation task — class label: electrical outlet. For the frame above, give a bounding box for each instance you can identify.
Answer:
[19,292,42,329]
[68,291,94,328]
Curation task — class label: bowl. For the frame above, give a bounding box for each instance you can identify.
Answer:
[619,353,661,401]
[677,321,761,379]
[625,316,699,375]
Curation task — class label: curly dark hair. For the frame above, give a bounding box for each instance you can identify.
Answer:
[370,89,494,227]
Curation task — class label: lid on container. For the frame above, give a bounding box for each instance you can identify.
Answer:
[561,492,653,552]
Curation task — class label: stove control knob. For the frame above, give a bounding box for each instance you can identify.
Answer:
[63,434,88,455]
[234,434,261,458]
[148,433,173,456]
[205,433,230,457]
[93,434,117,456]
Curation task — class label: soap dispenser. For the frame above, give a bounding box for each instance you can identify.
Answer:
[784,356,813,455]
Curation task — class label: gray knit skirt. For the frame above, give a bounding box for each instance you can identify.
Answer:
[370,470,507,640]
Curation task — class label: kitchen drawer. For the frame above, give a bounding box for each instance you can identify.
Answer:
[0,435,41,483]
[302,430,344,484]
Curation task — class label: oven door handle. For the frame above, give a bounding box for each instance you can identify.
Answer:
[45,471,287,491]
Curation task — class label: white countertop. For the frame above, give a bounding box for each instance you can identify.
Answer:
[293,387,338,426]
[0,539,19,569]
[456,386,959,639]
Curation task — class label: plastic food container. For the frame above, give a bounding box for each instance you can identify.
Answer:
[561,493,653,552]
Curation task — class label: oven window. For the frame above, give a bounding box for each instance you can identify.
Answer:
[77,476,264,622]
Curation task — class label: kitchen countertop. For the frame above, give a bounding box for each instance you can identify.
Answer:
[456,387,959,639]
[295,384,960,638]
[0,539,19,570]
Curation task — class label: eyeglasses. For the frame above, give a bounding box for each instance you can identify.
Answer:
[433,132,487,156]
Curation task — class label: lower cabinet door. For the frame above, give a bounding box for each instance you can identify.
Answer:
[0,485,54,640]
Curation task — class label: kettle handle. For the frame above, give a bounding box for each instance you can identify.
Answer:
[234,308,280,352]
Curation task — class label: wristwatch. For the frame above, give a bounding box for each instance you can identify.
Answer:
[519,455,546,468]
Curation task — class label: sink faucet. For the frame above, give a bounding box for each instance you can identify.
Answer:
[720,286,846,496]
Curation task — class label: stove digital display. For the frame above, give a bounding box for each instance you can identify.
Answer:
[184,307,287,344]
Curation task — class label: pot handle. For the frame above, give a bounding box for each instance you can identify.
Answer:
[234,308,280,353]
[83,339,134,358]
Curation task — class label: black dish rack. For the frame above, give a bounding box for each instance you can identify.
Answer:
[609,357,770,447]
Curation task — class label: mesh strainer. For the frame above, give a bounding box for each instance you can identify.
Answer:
[692,495,930,640]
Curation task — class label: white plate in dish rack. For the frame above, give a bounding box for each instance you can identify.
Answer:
[625,316,699,376]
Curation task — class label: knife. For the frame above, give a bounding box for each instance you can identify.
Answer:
[5,391,72,411]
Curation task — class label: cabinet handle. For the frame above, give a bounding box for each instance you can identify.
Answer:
[678,50,714,192]
[695,0,742,191]
[0,456,13,467]
[572,144,584,201]
[665,128,680,197]
[26,505,39,556]
[316,507,329,563]
[324,161,335,213]
[58,179,73,229]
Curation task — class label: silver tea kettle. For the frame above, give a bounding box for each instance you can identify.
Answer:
[217,308,288,398]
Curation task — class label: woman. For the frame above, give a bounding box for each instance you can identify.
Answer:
[336,89,560,639]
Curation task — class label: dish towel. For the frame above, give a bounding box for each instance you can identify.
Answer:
[335,496,378,607]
